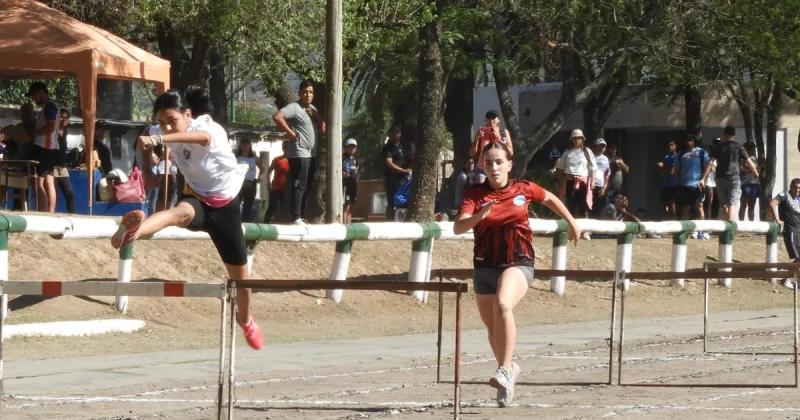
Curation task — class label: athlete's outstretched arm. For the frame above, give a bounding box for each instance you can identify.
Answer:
[540,190,581,245]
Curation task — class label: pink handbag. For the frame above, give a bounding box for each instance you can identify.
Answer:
[114,166,146,203]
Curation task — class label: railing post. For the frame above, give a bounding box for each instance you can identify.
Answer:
[551,222,568,296]
[409,237,433,303]
[616,223,637,290]
[0,230,7,320]
[114,243,134,313]
[767,222,780,286]
[328,240,353,303]
[718,221,736,288]
[671,221,694,287]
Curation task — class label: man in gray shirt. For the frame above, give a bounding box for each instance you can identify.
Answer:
[273,79,326,225]
[702,125,758,220]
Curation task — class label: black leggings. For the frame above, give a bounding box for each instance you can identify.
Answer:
[181,196,247,266]
[288,157,311,220]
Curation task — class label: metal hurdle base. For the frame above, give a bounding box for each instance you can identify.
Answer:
[223,279,466,420]
[617,268,800,388]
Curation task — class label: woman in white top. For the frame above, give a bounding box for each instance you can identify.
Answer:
[110,88,263,350]
[236,137,259,222]
[555,129,596,218]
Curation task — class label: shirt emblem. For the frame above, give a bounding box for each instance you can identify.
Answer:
[513,195,526,206]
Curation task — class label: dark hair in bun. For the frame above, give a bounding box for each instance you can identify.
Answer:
[185,85,213,117]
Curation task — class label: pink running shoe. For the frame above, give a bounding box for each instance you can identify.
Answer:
[239,317,263,350]
[111,210,145,249]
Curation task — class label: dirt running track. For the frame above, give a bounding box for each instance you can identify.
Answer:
[3,308,800,419]
[2,235,800,419]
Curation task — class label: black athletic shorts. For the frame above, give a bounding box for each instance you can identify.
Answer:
[343,177,358,204]
[181,195,247,266]
[675,186,705,207]
[473,265,534,294]
[32,145,59,175]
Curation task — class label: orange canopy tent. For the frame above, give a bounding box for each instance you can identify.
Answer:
[0,0,170,211]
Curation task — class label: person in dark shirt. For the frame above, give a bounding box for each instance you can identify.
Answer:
[770,178,800,288]
[454,141,580,407]
[703,125,757,220]
[94,120,113,175]
[382,126,411,219]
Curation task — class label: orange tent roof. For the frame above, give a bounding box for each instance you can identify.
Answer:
[0,0,169,83]
[0,0,170,212]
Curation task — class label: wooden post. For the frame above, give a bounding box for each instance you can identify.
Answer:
[325,0,343,224]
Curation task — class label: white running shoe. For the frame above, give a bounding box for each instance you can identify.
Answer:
[690,231,699,240]
[783,278,795,289]
[490,363,520,407]
[292,218,307,226]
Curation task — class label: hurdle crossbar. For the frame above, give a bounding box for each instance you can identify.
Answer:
[0,280,226,298]
[226,279,467,420]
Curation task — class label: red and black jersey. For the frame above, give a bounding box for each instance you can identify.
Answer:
[459,179,546,269]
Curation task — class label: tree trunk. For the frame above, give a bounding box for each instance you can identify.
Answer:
[684,85,702,139]
[493,60,522,148]
[306,82,328,223]
[406,1,444,222]
[443,71,473,172]
[729,80,754,145]
[155,21,209,92]
[208,47,228,123]
[753,80,769,157]
[511,51,629,178]
[762,80,782,214]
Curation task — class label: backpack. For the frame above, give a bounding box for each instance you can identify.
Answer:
[393,176,412,207]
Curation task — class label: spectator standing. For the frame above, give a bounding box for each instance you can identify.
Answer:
[657,140,678,219]
[382,126,411,220]
[703,125,758,220]
[235,138,259,222]
[469,109,514,184]
[272,80,325,225]
[739,142,762,221]
[770,178,800,288]
[591,138,610,216]
[454,142,581,407]
[55,108,76,213]
[342,138,359,224]
[93,120,113,175]
[702,138,720,219]
[146,146,177,213]
[674,135,711,239]
[263,142,291,223]
[555,129,595,221]
[28,82,60,213]
[605,142,629,197]
[453,157,476,211]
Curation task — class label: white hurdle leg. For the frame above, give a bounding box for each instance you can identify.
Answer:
[718,225,735,288]
[767,224,780,286]
[0,230,7,320]
[409,238,433,303]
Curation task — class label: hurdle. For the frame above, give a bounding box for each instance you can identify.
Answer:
[702,262,800,355]
[433,268,620,386]
[224,279,468,420]
[617,269,800,388]
[0,280,230,419]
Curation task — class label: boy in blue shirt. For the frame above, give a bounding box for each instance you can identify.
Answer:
[674,135,711,238]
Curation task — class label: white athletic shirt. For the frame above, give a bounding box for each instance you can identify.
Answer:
[555,147,595,177]
[167,115,245,200]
